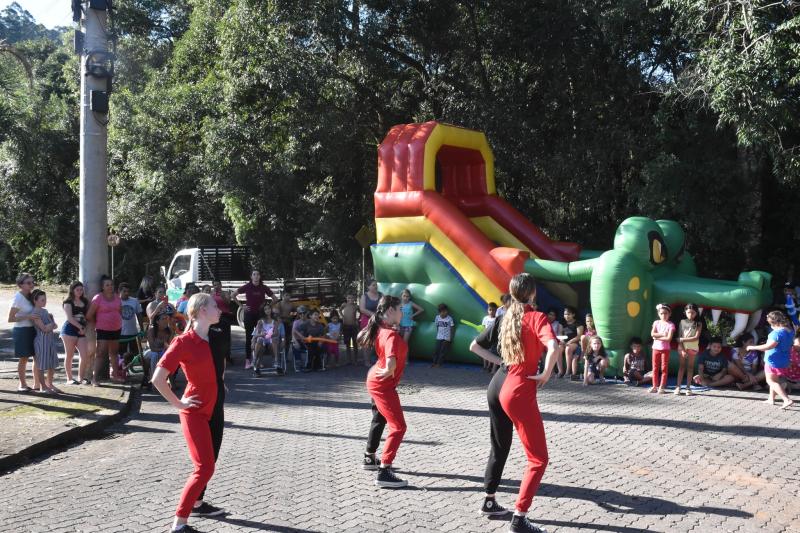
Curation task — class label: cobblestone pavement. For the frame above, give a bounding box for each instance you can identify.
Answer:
[0,357,797,533]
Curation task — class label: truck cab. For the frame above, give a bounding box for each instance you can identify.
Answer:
[162,246,251,303]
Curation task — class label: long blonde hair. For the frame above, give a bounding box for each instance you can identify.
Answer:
[184,293,214,333]
[500,273,537,365]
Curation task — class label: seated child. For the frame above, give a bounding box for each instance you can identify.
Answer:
[622,337,652,386]
[580,312,597,357]
[583,335,608,386]
[561,306,584,380]
[291,306,309,370]
[303,309,327,371]
[730,335,765,391]
[252,308,279,376]
[326,311,342,367]
[788,330,800,388]
[694,336,736,388]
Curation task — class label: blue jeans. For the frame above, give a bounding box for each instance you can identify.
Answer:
[145,349,164,379]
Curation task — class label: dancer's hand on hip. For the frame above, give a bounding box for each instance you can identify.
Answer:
[374,356,397,380]
[528,371,552,388]
[179,394,201,409]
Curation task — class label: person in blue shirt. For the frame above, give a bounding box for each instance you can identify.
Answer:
[747,310,794,409]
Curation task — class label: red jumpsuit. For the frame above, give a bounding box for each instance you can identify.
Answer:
[365,326,408,466]
[158,329,218,519]
[499,307,555,513]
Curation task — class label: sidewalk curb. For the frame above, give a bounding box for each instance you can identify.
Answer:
[0,384,137,472]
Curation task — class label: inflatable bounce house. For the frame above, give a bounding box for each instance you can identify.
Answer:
[372,121,772,372]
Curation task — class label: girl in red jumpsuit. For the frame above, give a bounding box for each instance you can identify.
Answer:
[358,295,409,488]
[152,293,221,533]
[498,273,559,533]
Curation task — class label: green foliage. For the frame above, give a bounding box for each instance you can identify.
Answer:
[1,0,799,292]
[663,0,800,180]
[705,314,734,343]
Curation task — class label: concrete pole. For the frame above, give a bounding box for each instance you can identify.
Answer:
[78,2,109,299]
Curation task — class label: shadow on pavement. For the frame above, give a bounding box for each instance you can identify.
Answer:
[541,411,800,440]
[225,423,441,446]
[222,390,489,418]
[537,520,650,532]
[203,515,323,532]
[403,470,752,520]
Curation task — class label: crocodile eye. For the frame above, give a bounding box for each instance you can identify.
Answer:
[648,231,667,265]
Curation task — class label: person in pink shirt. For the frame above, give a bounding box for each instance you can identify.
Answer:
[86,275,123,386]
[650,303,675,394]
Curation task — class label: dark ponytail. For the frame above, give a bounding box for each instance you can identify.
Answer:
[357,295,400,348]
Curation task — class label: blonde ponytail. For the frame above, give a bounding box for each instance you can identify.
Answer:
[184,293,213,333]
[499,273,538,366]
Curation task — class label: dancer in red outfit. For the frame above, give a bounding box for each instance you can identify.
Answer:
[498,274,559,533]
[358,295,409,488]
[152,293,221,533]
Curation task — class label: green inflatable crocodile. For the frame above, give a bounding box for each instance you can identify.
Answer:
[525,216,773,372]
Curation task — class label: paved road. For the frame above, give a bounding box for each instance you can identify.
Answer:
[0,358,797,532]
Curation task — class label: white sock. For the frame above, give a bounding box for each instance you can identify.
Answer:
[514,510,525,517]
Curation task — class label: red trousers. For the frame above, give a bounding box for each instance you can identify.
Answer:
[367,384,406,466]
[652,350,670,388]
[176,412,216,518]
[499,377,548,513]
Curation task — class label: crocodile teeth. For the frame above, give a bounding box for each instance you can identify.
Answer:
[710,309,722,325]
[729,312,750,340]
[746,309,762,332]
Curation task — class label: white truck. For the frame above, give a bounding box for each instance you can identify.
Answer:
[161,246,341,326]
[162,245,254,303]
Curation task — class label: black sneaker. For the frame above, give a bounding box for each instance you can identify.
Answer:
[481,498,510,516]
[362,453,381,470]
[508,514,548,533]
[253,368,262,377]
[375,467,407,488]
[191,501,225,517]
[170,525,203,533]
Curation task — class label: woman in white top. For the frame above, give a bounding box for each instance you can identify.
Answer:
[7,273,38,391]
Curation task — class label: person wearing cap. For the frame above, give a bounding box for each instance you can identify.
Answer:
[291,306,309,370]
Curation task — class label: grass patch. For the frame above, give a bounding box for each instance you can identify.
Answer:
[0,398,108,419]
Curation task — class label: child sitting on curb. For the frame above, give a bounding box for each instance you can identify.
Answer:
[622,337,652,387]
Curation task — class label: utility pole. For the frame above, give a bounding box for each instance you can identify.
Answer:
[76,0,113,298]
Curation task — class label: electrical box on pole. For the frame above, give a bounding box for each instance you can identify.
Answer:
[78,0,113,299]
